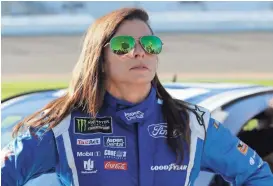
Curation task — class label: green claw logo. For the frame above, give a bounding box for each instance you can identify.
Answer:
[76,118,87,132]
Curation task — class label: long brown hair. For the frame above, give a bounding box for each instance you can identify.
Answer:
[13,8,193,163]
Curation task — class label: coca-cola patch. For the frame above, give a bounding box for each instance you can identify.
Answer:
[147,123,167,138]
[104,161,128,170]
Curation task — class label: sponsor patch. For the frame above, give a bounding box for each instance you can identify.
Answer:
[82,159,98,174]
[104,161,128,170]
[258,157,264,168]
[148,123,167,138]
[103,136,126,148]
[104,150,127,160]
[249,151,257,166]
[74,117,112,134]
[213,121,220,129]
[77,138,101,146]
[151,163,188,171]
[77,151,101,157]
[237,141,248,155]
[124,111,144,121]
[249,157,255,165]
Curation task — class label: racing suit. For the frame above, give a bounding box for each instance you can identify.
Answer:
[2,87,273,186]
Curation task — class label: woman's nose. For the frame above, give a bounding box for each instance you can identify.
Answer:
[132,42,145,59]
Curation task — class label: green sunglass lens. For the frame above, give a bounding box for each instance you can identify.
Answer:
[110,36,135,55]
[140,36,162,54]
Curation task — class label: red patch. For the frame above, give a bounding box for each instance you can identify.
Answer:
[104,161,128,170]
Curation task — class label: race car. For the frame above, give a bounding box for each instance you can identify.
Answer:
[2,82,273,186]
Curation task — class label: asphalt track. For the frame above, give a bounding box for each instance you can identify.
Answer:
[2,32,273,81]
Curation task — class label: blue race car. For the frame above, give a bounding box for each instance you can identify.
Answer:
[2,82,273,186]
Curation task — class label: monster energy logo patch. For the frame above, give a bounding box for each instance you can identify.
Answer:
[74,117,112,134]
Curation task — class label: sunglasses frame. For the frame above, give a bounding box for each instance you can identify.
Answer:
[104,35,164,55]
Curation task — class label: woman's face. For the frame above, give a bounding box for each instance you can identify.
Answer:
[104,19,158,85]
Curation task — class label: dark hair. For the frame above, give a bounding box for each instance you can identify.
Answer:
[13,7,198,164]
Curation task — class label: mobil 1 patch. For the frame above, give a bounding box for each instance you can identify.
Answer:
[74,117,112,134]
[103,136,126,148]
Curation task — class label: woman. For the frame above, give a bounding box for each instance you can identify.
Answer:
[2,8,273,186]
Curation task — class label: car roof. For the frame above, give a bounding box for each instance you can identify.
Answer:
[164,82,273,110]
